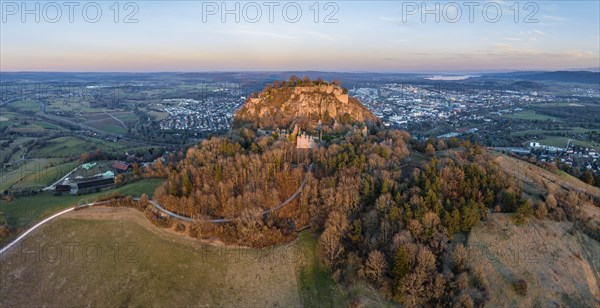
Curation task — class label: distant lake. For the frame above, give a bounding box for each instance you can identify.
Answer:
[424,75,479,81]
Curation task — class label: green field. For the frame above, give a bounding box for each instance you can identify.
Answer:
[296,232,345,306]
[9,123,60,134]
[46,99,101,113]
[525,136,597,148]
[502,110,560,121]
[0,137,34,163]
[10,99,40,112]
[295,232,392,306]
[0,158,64,191]
[34,120,64,130]
[91,123,128,135]
[0,120,11,128]
[12,161,80,190]
[0,179,164,231]
[0,112,24,128]
[0,111,65,132]
[28,136,123,158]
[511,127,598,137]
[115,113,139,122]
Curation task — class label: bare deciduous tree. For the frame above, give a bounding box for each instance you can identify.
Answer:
[364,250,387,285]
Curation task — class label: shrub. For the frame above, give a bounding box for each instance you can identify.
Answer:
[513,200,533,225]
[175,223,186,232]
[534,201,548,219]
[513,279,528,296]
[452,244,468,273]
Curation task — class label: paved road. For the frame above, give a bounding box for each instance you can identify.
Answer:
[43,164,81,191]
[0,207,75,256]
[0,201,109,257]
[147,163,314,223]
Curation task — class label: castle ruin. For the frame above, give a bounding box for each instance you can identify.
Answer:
[296,132,318,149]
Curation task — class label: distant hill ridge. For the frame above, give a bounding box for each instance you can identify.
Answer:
[485,70,600,84]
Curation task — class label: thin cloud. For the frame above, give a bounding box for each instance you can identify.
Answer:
[379,16,414,28]
[543,15,566,22]
[295,29,336,41]
[209,29,296,40]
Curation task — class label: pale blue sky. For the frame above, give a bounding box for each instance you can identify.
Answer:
[1,1,598,72]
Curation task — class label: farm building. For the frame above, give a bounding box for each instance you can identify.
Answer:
[54,173,115,195]
[77,177,115,190]
[55,185,72,193]
[112,161,132,173]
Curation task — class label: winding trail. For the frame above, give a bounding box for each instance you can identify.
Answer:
[147,163,314,223]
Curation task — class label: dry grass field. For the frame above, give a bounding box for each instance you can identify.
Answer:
[467,153,600,306]
[0,206,389,307]
[0,207,303,307]
[493,153,600,198]
[468,213,600,307]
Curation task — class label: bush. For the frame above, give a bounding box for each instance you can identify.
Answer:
[175,223,186,232]
[452,244,468,273]
[534,201,548,219]
[513,279,528,296]
[513,200,533,225]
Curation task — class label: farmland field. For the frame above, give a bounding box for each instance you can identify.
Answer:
[46,99,101,113]
[524,136,597,148]
[9,99,40,113]
[502,110,560,121]
[34,120,64,130]
[88,122,128,135]
[0,158,64,192]
[0,179,165,232]
[11,161,80,190]
[28,136,123,158]
[114,112,139,122]
[79,111,136,136]
[0,137,34,161]
[510,127,598,137]
[8,122,64,134]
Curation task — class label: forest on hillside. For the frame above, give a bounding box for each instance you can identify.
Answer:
[149,127,545,306]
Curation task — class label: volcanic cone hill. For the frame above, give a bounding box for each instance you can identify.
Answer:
[232,79,381,131]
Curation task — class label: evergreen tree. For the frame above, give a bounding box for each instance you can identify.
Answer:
[460,200,480,231]
[393,245,410,290]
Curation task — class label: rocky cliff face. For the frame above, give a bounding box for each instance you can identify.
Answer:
[233,83,381,130]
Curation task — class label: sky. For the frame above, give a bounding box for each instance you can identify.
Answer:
[1,0,599,72]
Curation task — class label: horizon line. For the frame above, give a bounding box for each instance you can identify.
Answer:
[2,68,599,75]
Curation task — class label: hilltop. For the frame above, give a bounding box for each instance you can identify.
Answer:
[232,77,381,131]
